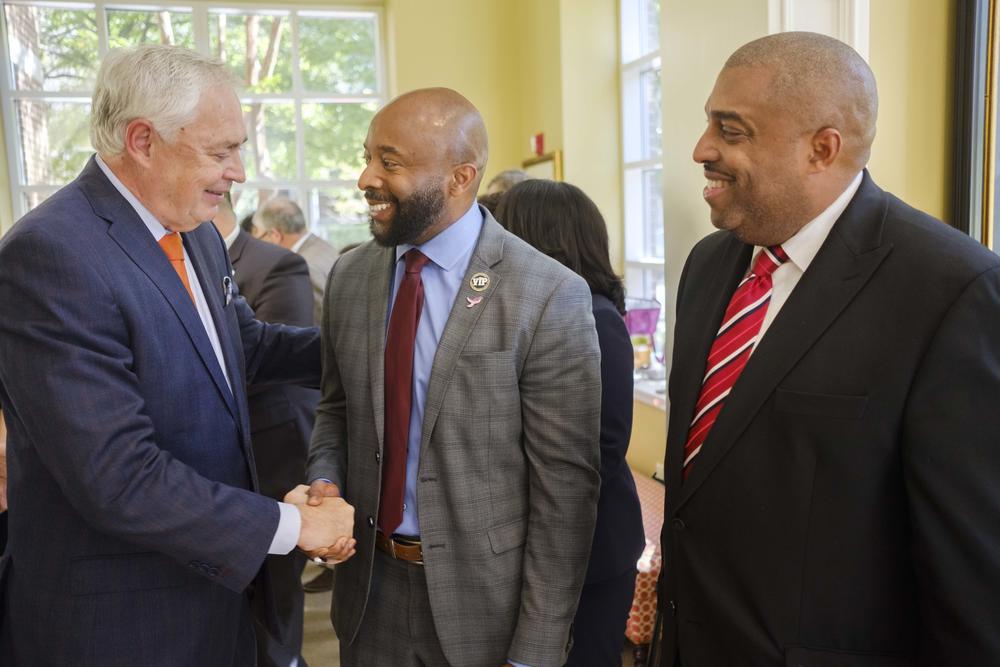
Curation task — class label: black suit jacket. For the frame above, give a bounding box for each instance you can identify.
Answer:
[229,230,319,501]
[584,293,644,583]
[660,172,1000,666]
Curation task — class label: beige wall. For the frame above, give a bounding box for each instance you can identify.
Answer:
[385,0,522,189]
[868,0,956,221]
[627,400,668,476]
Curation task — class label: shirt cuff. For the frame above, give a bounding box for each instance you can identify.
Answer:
[268,501,301,555]
[509,661,531,667]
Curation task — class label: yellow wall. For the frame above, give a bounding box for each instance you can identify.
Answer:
[384,0,522,188]
[627,400,668,477]
[868,0,956,221]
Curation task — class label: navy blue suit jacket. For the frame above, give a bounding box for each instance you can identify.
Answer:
[0,157,320,666]
[584,293,644,584]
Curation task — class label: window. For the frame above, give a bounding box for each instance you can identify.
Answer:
[620,0,665,366]
[0,1,384,249]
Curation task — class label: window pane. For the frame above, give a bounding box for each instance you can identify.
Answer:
[640,65,662,159]
[642,0,661,54]
[302,102,376,180]
[643,168,664,259]
[5,4,98,92]
[308,187,371,250]
[299,13,378,95]
[107,9,194,49]
[210,11,291,93]
[231,188,299,227]
[16,100,91,185]
[621,0,660,62]
[242,102,296,181]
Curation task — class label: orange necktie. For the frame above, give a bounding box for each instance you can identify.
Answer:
[158,232,195,304]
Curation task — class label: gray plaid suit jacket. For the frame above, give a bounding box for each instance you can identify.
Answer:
[308,211,602,666]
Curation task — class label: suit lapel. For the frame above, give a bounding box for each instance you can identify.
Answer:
[666,238,750,494]
[677,173,894,506]
[368,244,395,452]
[86,159,240,425]
[419,217,505,455]
[185,232,243,427]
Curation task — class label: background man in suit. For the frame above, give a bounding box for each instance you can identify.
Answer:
[255,197,339,326]
[304,87,602,667]
[659,32,1000,665]
[0,44,354,666]
[213,196,320,667]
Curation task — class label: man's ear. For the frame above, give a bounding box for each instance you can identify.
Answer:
[449,163,479,196]
[807,127,842,173]
[124,118,156,167]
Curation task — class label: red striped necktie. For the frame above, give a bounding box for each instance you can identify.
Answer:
[682,245,788,480]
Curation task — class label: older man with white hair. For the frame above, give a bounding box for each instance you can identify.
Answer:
[0,44,355,666]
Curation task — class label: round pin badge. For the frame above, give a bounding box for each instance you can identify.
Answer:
[469,272,490,292]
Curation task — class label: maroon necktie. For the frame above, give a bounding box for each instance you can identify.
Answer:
[379,249,431,535]
[682,245,788,480]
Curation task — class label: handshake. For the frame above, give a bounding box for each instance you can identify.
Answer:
[285,480,356,567]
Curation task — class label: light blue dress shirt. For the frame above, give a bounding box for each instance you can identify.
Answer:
[389,202,483,537]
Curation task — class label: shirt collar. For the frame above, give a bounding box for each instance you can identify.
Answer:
[290,232,311,254]
[758,170,864,273]
[223,223,240,249]
[395,202,483,271]
[95,153,170,242]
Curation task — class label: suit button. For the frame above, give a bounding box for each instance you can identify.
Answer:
[671,518,686,531]
[367,515,375,528]
[375,451,380,463]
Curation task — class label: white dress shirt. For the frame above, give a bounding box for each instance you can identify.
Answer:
[753,170,864,345]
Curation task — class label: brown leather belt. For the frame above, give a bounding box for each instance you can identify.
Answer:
[375,532,424,564]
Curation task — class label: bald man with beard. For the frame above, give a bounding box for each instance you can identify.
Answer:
[303,88,602,667]
[659,32,1000,665]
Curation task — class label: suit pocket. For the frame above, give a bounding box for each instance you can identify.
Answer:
[487,518,527,554]
[785,646,914,667]
[70,551,193,596]
[774,389,868,419]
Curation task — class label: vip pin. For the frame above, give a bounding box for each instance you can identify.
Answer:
[469,272,490,292]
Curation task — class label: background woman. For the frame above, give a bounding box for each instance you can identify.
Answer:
[496,180,645,666]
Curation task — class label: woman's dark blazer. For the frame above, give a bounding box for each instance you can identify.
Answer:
[584,292,646,583]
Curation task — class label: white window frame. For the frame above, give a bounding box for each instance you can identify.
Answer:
[620,0,665,373]
[0,0,386,229]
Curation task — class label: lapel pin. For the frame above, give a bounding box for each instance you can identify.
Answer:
[466,296,483,308]
[222,275,233,306]
[469,272,490,292]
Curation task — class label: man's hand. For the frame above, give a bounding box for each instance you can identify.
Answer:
[306,479,340,505]
[296,493,355,561]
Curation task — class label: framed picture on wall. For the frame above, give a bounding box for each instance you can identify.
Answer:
[521,150,564,181]
[953,0,998,251]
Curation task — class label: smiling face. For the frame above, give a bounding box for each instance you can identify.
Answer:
[142,89,247,232]
[358,107,453,247]
[692,66,817,246]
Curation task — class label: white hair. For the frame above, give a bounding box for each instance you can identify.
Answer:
[90,44,240,157]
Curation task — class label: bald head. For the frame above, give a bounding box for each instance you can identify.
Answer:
[378,87,489,180]
[725,32,877,169]
[359,87,490,246]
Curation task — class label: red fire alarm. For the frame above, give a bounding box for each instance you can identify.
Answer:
[530,132,545,156]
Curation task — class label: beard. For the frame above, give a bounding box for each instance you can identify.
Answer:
[367,183,447,247]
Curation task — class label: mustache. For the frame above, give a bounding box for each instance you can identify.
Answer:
[702,163,732,178]
[364,188,394,203]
